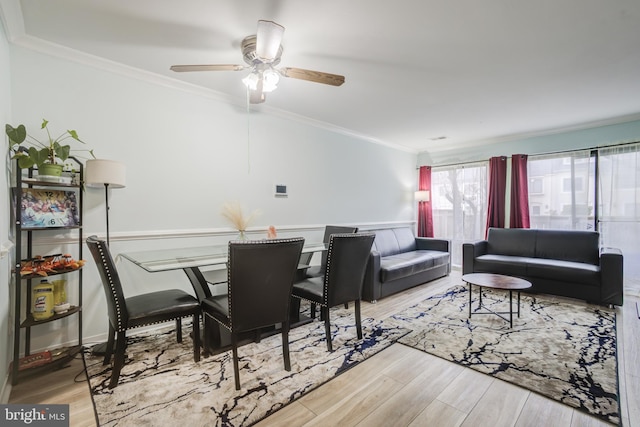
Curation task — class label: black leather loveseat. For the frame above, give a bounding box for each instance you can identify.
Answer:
[462,227,623,306]
[362,227,450,302]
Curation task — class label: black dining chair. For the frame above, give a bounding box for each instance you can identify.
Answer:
[302,225,359,314]
[304,225,359,279]
[86,235,201,389]
[292,233,375,352]
[201,237,304,390]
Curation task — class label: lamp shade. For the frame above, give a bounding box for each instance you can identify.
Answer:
[415,190,430,202]
[85,159,126,188]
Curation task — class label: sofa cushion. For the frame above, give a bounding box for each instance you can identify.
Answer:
[380,250,447,282]
[372,228,417,257]
[476,255,600,286]
[487,228,536,257]
[525,257,600,286]
[474,254,529,277]
[533,230,599,265]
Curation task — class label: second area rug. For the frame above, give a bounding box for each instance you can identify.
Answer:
[84,305,410,427]
[385,285,620,425]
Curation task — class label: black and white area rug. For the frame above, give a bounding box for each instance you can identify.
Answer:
[84,306,410,427]
[385,285,620,425]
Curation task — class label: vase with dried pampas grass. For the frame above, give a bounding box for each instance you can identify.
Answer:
[221,202,262,240]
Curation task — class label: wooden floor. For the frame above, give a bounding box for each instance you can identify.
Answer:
[9,270,639,427]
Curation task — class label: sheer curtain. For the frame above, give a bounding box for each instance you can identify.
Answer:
[431,162,488,268]
[598,143,640,282]
[527,150,595,231]
[485,156,507,237]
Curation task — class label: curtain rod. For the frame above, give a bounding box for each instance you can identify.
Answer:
[417,139,640,169]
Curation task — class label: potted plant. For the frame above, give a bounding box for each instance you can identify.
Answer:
[6,119,95,176]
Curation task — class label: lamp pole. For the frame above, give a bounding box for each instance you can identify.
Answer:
[104,183,111,246]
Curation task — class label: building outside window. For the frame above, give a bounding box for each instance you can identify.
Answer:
[527,150,595,231]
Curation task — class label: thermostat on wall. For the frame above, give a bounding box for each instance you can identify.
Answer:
[275,184,288,197]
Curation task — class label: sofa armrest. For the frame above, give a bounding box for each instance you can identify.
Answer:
[462,240,488,275]
[600,247,624,306]
[362,250,382,302]
[415,237,450,253]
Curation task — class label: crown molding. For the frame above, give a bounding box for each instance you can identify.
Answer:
[423,112,640,155]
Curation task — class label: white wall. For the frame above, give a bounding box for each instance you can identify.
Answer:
[0,17,13,402]
[5,45,417,357]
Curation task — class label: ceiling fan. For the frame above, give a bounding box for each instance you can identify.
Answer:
[170,20,345,104]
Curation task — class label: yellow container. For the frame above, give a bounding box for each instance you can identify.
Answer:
[32,280,54,320]
[52,279,67,305]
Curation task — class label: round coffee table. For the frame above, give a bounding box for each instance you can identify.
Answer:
[462,273,532,327]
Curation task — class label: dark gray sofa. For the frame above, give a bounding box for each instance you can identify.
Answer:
[362,227,450,302]
[462,227,623,306]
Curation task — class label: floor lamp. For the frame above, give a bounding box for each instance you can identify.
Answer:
[85,159,126,356]
[85,159,126,246]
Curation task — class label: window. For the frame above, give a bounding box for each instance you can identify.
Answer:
[529,177,543,194]
[598,143,640,280]
[527,151,595,230]
[431,163,488,268]
[562,177,583,192]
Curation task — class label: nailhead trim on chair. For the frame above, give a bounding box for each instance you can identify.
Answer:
[294,295,328,308]
[293,233,375,308]
[322,233,373,306]
[96,243,125,332]
[94,239,196,331]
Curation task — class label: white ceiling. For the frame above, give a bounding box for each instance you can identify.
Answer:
[4,0,640,153]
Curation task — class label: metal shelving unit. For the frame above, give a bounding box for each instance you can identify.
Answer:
[10,158,84,385]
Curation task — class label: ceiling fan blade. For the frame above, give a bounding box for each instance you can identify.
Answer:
[170,64,245,72]
[256,20,284,62]
[280,67,345,86]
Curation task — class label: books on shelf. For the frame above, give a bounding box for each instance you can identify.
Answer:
[17,350,52,371]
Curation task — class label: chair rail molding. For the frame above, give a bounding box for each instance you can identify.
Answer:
[30,221,416,246]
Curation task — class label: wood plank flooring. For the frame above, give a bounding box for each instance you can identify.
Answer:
[9,270,639,426]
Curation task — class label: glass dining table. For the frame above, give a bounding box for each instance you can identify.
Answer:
[118,240,327,354]
[119,241,326,299]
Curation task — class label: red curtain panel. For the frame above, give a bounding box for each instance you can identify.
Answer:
[485,156,507,237]
[510,154,530,228]
[417,166,434,237]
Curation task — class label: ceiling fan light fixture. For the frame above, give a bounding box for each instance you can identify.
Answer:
[262,68,280,92]
[242,70,260,90]
[256,20,284,62]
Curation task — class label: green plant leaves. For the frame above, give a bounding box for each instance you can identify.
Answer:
[67,130,81,141]
[5,124,26,145]
[6,120,92,167]
[54,142,70,161]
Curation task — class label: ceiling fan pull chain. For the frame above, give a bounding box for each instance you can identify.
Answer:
[246,87,251,174]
